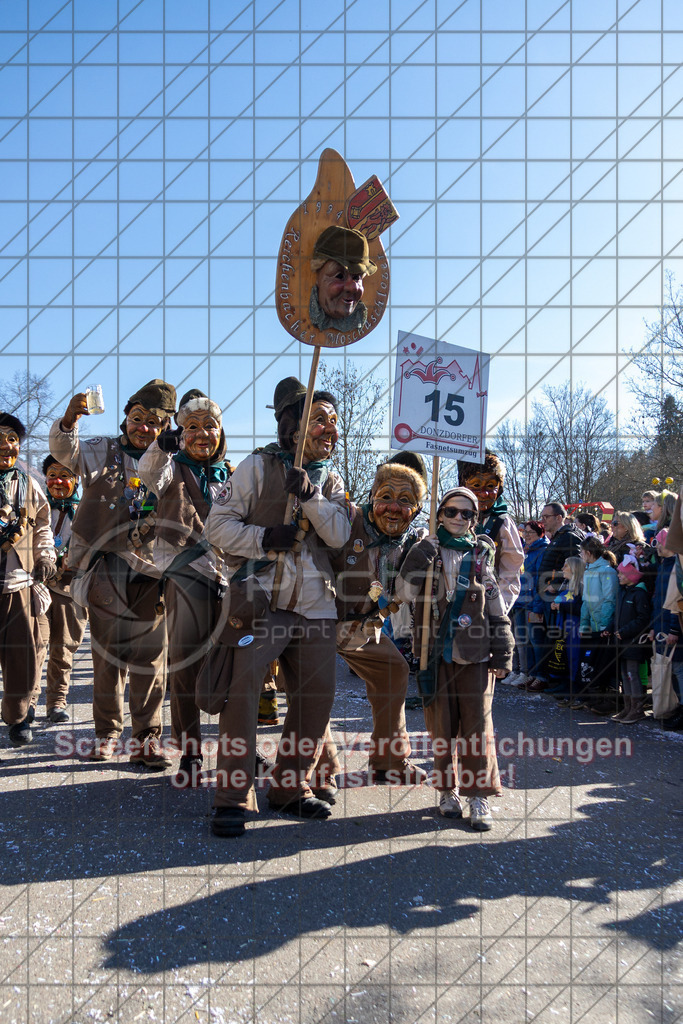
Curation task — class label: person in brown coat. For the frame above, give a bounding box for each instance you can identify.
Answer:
[40,456,89,724]
[202,377,351,837]
[49,379,176,768]
[138,388,233,786]
[314,452,430,791]
[0,412,56,746]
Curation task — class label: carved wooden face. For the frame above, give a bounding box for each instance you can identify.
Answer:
[303,401,338,462]
[316,260,365,320]
[125,404,167,450]
[462,471,501,512]
[370,473,421,536]
[182,410,221,461]
[46,462,78,500]
[0,427,20,470]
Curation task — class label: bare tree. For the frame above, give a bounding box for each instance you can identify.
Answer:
[536,383,616,503]
[0,370,54,468]
[631,271,683,420]
[491,383,616,515]
[494,418,558,520]
[318,360,388,503]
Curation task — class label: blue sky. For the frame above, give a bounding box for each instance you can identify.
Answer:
[1,0,682,460]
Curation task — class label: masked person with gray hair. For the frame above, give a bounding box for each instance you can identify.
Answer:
[201,377,351,837]
[137,389,233,787]
[0,413,56,746]
[50,379,176,768]
[313,452,430,793]
[397,487,513,832]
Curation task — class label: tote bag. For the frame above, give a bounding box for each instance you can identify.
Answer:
[650,642,679,719]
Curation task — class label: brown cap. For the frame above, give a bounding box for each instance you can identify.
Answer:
[273,377,307,420]
[312,226,377,277]
[125,379,176,419]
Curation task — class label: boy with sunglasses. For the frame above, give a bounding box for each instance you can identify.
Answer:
[397,487,513,831]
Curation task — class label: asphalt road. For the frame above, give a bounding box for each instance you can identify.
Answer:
[1,639,681,1024]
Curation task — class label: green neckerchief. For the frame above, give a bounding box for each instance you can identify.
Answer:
[47,492,79,520]
[173,451,230,506]
[475,494,507,535]
[437,525,476,551]
[259,442,332,489]
[362,505,424,596]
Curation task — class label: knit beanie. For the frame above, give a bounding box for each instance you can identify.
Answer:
[437,486,479,517]
[618,555,643,584]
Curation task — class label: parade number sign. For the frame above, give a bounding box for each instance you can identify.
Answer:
[391,333,490,463]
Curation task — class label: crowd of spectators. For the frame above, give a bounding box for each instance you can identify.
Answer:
[505,490,683,730]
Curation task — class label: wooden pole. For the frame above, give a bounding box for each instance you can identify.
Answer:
[419,455,440,671]
[269,346,322,611]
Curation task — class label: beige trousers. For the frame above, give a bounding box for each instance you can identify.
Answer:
[424,660,501,797]
[87,556,166,740]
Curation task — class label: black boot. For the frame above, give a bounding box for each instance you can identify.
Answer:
[8,717,33,747]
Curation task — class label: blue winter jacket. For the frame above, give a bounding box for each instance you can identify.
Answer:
[580,557,619,633]
[516,537,549,614]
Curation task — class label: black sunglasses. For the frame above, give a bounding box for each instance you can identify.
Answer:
[441,507,476,521]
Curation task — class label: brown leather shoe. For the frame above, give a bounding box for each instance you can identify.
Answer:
[129,737,172,771]
[84,737,118,761]
[527,678,550,692]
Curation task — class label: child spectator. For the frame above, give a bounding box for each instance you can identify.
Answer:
[611,557,652,724]
[545,557,584,702]
[576,537,619,711]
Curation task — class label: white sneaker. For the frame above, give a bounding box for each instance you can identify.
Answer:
[468,796,493,831]
[439,790,463,818]
[501,671,521,686]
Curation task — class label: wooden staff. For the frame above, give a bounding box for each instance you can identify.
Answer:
[419,455,440,671]
[269,347,321,611]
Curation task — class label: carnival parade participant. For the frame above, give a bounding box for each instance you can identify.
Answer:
[49,379,176,768]
[322,451,429,787]
[397,487,513,832]
[458,450,524,613]
[0,412,56,746]
[138,389,232,786]
[202,377,351,837]
[40,456,88,724]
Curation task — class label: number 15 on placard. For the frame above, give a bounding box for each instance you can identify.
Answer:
[423,389,465,427]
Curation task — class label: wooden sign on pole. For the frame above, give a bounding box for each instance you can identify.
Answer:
[269,149,398,610]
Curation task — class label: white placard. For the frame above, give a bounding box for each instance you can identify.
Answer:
[391,332,489,463]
